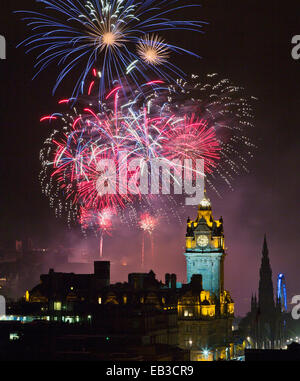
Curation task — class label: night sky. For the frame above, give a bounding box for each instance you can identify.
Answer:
[1,0,300,316]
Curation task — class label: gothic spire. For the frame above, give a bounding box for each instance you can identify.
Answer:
[258,235,275,315]
[262,234,269,260]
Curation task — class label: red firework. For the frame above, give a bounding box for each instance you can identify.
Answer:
[139,213,158,234]
[41,80,223,230]
[161,115,221,173]
[139,213,158,267]
[80,207,115,258]
[76,150,132,212]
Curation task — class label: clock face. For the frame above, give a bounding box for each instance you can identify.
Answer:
[197,235,209,247]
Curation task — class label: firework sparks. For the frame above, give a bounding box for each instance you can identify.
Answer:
[17,0,206,97]
[139,213,158,267]
[80,207,114,233]
[137,34,170,66]
[161,115,220,174]
[80,207,114,257]
[139,213,157,234]
[39,74,256,234]
[152,73,257,194]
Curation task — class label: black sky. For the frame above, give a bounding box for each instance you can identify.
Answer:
[0,0,300,315]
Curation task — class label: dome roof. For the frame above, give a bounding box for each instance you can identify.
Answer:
[198,191,212,211]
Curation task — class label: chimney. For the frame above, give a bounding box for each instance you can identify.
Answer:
[170,274,177,290]
[165,273,171,288]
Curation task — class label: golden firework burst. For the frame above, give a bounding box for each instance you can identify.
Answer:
[137,34,170,66]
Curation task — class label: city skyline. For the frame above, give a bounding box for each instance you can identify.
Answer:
[0,0,300,319]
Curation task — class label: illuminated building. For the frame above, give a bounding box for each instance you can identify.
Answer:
[24,266,180,350]
[178,192,235,361]
[14,193,238,361]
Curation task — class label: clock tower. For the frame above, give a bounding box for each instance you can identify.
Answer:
[185,191,225,298]
[179,191,235,361]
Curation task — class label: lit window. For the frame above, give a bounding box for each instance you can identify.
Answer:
[54,302,62,311]
[98,297,102,305]
[9,333,20,341]
[184,309,193,317]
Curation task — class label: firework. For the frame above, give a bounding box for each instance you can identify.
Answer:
[17,0,206,97]
[80,207,114,234]
[40,86,219,217]
[139,213,157,234]
[161,115,220,174]
[137,34,170,66]
[40,104,134,216]
[39,74,256,234]
[80,207,114,257]
[139,213,158,267]
[150,73,257,194]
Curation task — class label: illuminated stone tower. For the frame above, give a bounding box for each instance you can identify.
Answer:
[178,192,235,361]
[185,191,225,298]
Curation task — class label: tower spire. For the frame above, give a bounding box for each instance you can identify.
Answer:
[258,235,275,314]
[199,181,211,211]
[262,234,269,259]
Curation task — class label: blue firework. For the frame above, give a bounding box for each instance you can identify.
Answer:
[17,0,207,97]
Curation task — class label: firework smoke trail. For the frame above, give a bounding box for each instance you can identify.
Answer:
[17,0,207,97]
[141,232,145,268]
[139,213,157,267]
[99,235,104,258]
